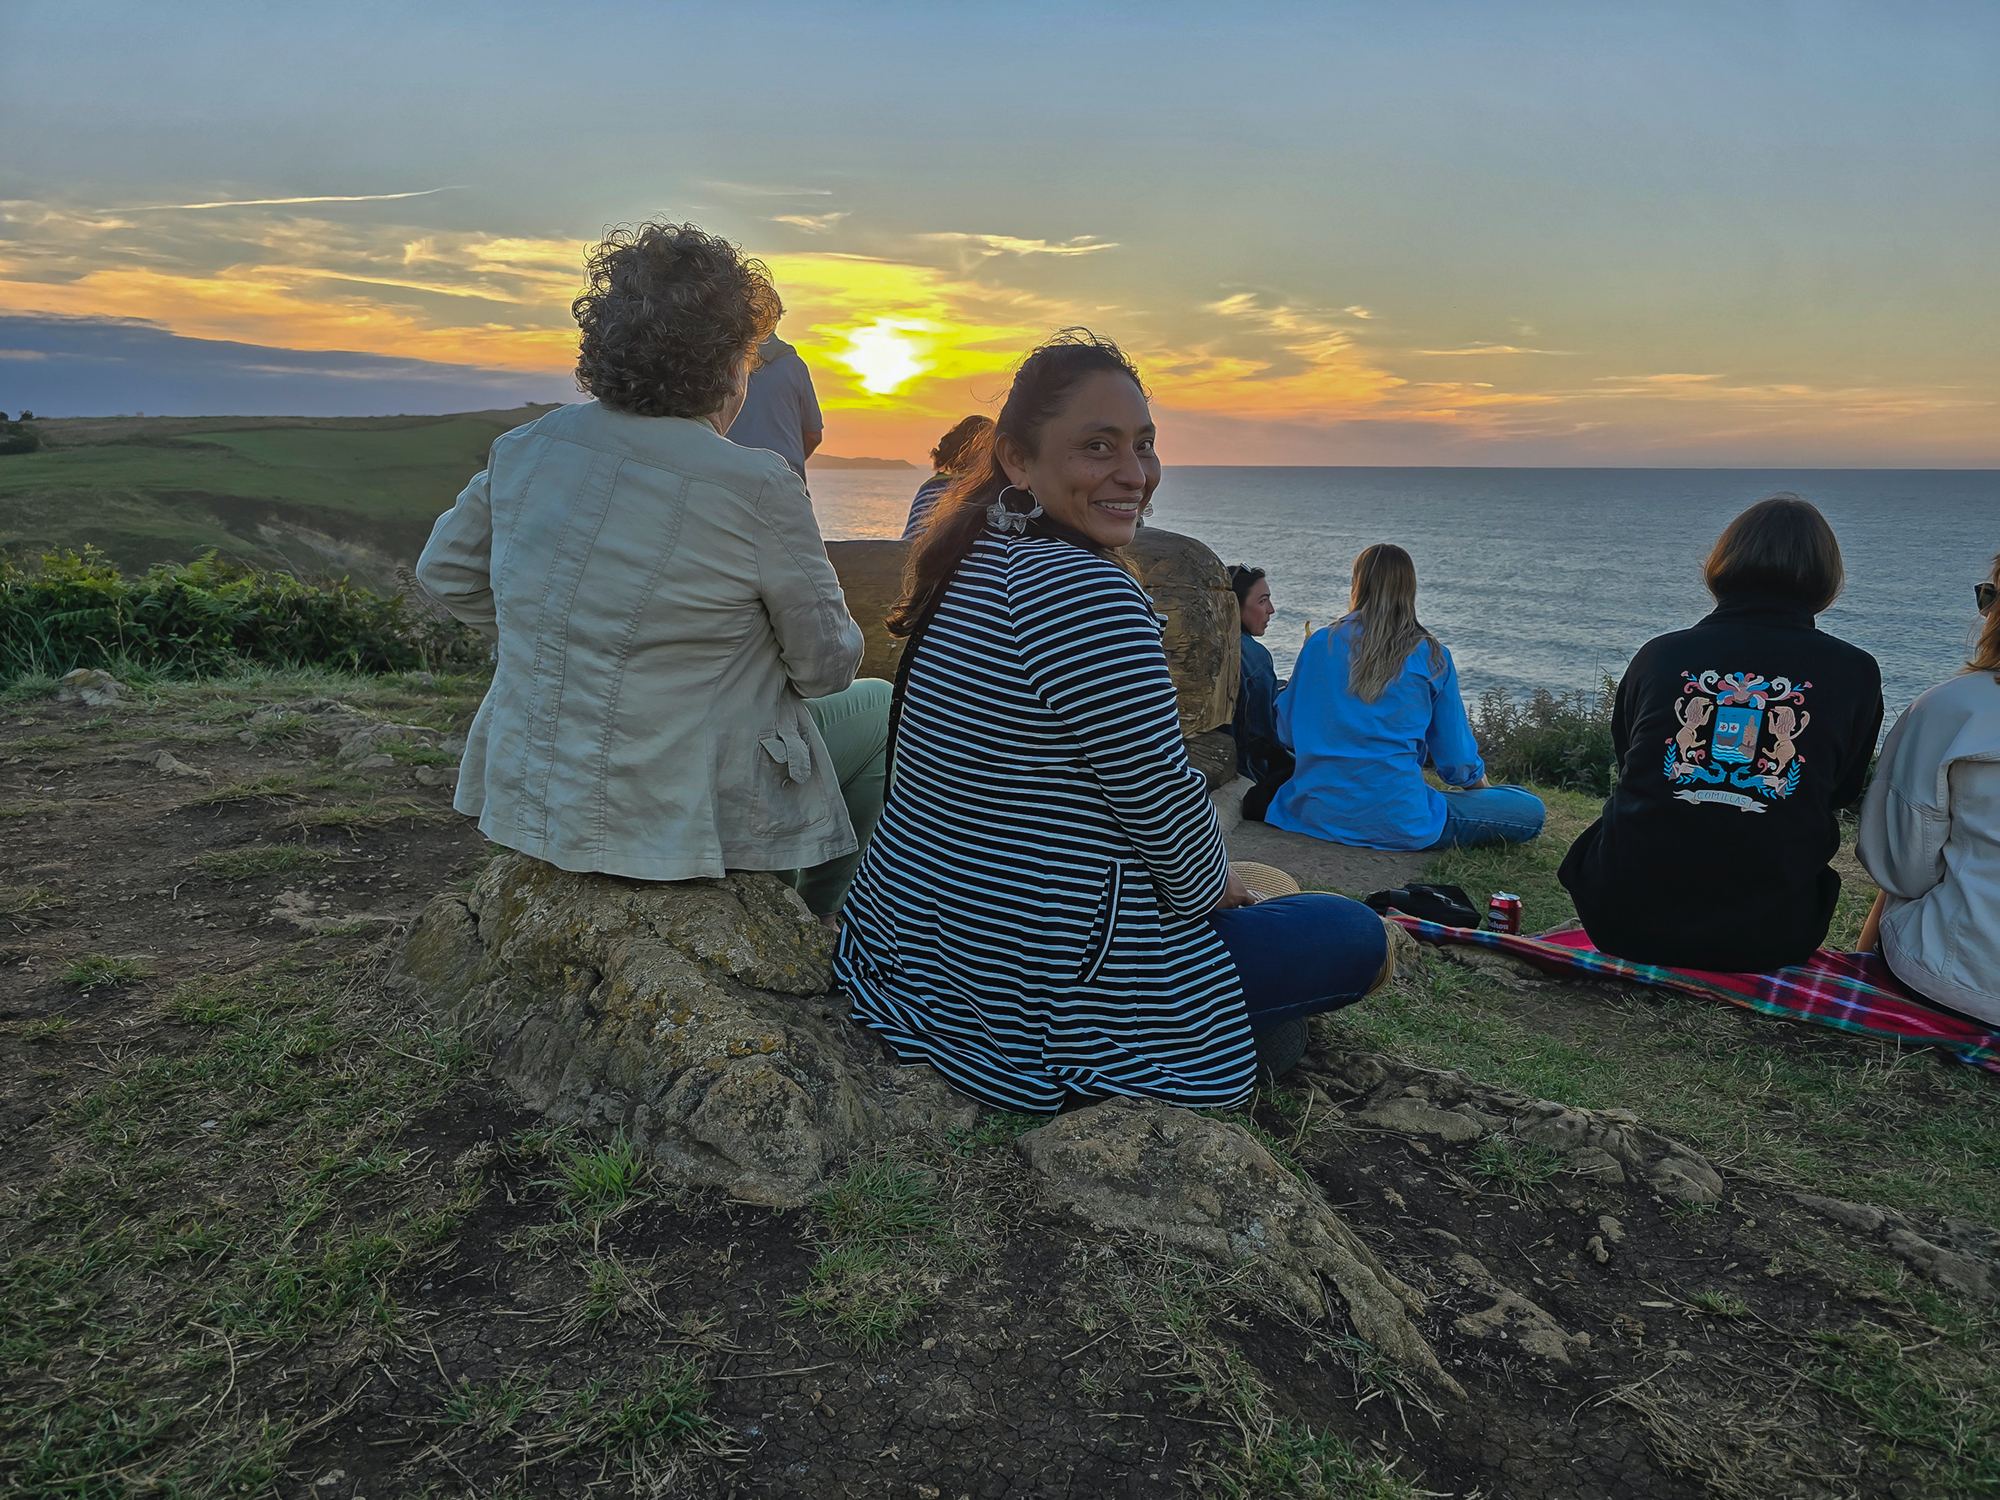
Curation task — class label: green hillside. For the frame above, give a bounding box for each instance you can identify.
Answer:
[0,408,555,590]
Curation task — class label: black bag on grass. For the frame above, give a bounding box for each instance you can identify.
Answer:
[1361,882,1479,929]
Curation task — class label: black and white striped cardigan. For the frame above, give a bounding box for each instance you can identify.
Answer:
[834,529,1257,1112]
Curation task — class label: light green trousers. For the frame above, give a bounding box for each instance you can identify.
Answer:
[785,677,893,915]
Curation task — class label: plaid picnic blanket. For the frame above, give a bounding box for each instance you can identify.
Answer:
[1387,916,2000,1076]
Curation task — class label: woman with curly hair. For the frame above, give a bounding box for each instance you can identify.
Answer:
[417,221,889,914]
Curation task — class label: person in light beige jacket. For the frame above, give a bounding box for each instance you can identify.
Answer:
[1858,553,2000,1024]
[417,222,885,911]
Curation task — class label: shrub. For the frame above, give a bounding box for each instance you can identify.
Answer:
[0,548,486,680]
[0,420,41,456]
[1469,678,1618,795]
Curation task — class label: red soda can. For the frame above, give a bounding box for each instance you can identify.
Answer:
[1486,892,1522,934]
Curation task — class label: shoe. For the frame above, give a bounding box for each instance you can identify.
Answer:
[1253,1016,1309,1081]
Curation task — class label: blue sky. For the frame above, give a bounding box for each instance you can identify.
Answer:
[3,1,1995,463]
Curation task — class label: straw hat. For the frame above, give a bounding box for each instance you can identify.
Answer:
[1229,861,1301,901]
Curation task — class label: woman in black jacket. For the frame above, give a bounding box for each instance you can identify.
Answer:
[1559,495,1883,970]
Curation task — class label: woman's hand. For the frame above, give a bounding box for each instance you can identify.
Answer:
[1464,776,1491,791]
[1214,866,1261,910]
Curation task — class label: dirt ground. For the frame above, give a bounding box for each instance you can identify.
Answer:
[3,672,1995,1498]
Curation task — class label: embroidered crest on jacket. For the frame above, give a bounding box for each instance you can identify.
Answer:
[1663,670,1812,813]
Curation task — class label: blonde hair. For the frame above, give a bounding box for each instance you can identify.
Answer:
[1973,551,2000,680]
[1344,544,1440,703]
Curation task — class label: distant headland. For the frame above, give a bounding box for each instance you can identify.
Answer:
[810,454,917,470]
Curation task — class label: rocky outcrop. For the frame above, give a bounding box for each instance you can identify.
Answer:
[1307,1048,1726,1206]
[1793,1192,2000,1301]
[56,668,125,707]
[1126,527,1240,738]
[400,853,975,1206]
[1017,1098,1463,1397]
[824,526,1240,738]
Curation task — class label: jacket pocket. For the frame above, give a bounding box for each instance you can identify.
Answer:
[752,721,819,837]
[1075,860,1124,987]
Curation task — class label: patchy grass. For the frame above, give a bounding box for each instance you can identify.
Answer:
[380,737,457,767]
[290,799,439,830]
[1333,811,2000,1231]
[784,1243,933,1353]
[0,798,66,819]
[191,842,335,880]
[1685,1289,1753,1318]
[0,883,59,917]
[812,1157,951,1244]
[1811,1304,2000,1496]
[0,952,482,1488]
[185,769,375,806]
[945,1111,1042,1156]
[543,1132,648,1221]
[1467,1136,1569,1197]
[571,1253,672,1335]
[240,710,308,745]
[1087,1252,1424,1500]
[60,953,155,991]
[1201,1413,1421,1500]
[783,1157,976,1354]
[567,1353,738,1481]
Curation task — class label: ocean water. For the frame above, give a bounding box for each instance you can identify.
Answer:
[807,466,1998,718]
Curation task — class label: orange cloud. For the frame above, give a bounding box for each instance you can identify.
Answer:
[0,260,574,371]
[4,194,1990,463]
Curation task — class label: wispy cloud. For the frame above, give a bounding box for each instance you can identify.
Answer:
[699,179,833,198]
[121,187,464,213]
[1344,305,1375,320]
[1596,372,1719,386]
[1409,341,1573,357]
[918,232,1119,260]
[772,211,849,234]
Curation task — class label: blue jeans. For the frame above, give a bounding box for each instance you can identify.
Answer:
[1210,892,1388,1032]
[1431,784,1546,850]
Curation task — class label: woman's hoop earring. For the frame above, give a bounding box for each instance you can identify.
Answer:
[985,483,1045,536]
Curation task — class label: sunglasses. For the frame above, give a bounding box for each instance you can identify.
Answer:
[1980,582,1998,613]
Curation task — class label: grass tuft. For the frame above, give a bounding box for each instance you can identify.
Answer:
[191,843,334,880]
[544,1132,647,1220]
[60,953,155,991]
[1468,1136,1569,1197]
[0,884,59,918]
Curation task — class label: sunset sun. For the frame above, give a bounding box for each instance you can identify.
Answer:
[838,321,926,396]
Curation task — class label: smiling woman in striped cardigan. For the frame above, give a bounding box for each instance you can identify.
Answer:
[833,331,1390,1113]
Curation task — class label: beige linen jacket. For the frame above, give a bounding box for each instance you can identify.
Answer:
[416,401,865,880]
